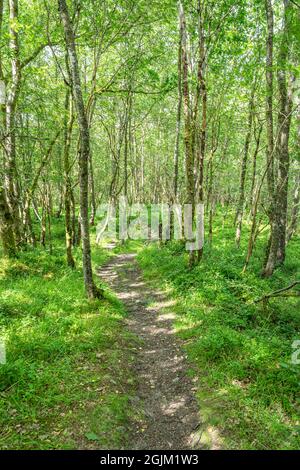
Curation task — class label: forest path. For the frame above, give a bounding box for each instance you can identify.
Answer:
[97,252,202,450]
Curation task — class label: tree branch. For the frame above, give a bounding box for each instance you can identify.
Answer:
[255,281,300,303]
[290,0,300,9]
[21,43,49,69]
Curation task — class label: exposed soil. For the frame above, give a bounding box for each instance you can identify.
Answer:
[98,252,202,450]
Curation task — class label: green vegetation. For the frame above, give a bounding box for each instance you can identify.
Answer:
[0,214,299,450]
[0,0,299,452]
[0,220,136,450]
[137,213,300,450]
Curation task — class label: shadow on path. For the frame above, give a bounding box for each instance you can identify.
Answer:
[98,253,203,450]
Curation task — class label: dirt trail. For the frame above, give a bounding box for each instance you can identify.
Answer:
[98,252,201,450]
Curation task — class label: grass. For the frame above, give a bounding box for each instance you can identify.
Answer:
[136,210,300,450]
[0,218,137,450]
[1,211,299,450]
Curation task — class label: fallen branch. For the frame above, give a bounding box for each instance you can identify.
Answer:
[255,281,300,303]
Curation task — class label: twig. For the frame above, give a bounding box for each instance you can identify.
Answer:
[255,281,300,303]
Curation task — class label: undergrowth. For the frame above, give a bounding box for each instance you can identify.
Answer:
[0,218,136,449]
[137,211,300,450]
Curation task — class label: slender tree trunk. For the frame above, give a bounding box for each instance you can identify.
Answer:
[0,0,5,126]
[23,192,36,245]
[287,170,300,242]
[0,2,16,257]
[32,198,41,221]
[244,165,270,272]
[63,90,75,268]
[40,183,46,248]
[265,0,275,198]
[207,155,213,245]
[181,1,193,207]
[89,151,97,226]
[140,130,145,203]
[287,92,300,242]
[88,98,97,226]
[0,187,16,257]
[58,0,102,298]
[0,0,4,81]
[174,8,183,202]
[249,121,262,215]
[4,0,22,245]
[262,0,275,267]
[180,2,195,266]
[47,184,53,217]
[243,213,264,273]
[196,0,207,262]
[55,188,64,218]
[170,20,183,242]
[276,72,294,262]
[46,184,52,255]
[70,189,77,246]
[22,130,59,244]
[263,0,292,276]
[76,213,82,247]
[124,95,130,200]
[235,84,255,247]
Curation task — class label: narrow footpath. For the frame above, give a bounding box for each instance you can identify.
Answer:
[98,252,202,450]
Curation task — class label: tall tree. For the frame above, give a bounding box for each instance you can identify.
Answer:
[180,2,196,266]
[235,83,255,247]
[173,3,183,202]
[4,0,23,244]
[63,89,75,268]
[58,0,102,298]
[263,0,293,276]
[265,0,275,199]
[195,0,207,262]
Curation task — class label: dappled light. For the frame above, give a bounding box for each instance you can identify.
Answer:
[98,253,207,450]
[0,0,299,455]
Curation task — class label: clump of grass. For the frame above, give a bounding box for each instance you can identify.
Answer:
[137,210,300,450]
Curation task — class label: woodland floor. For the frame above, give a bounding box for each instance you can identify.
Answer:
[0,216,299,450]
[98,250,213,450]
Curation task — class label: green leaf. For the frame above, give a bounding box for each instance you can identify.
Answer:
[85,432,99,441]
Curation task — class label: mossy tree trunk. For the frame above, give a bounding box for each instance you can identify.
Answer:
[0,187,16,257]
[263,0,292,277]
